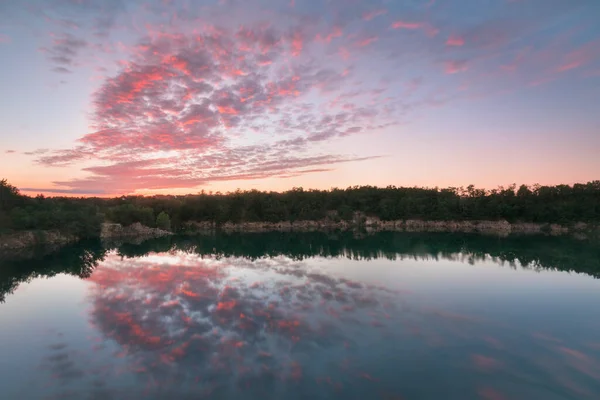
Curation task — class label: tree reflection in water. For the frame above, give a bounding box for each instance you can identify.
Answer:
[1,232,600,399]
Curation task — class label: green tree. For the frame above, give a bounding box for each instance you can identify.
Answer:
[107,204,154,226]
[9,207,31,229]
[156,211,171,231]
[0,179,22,211]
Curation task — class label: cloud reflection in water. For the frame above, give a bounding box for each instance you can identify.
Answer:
[34,250,600,399]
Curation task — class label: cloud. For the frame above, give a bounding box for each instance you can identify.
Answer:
[23,0,599,194]
[390,20,438,36]
[446,35,465,47]
[453,20,519,50]
[20,187,107,195]
[444,60,469,74]
[556,39,600,73]
[485,34,600,89]
[41,32,87,71]
[4,150,15,154]
[362,9,387,21]
[290,29,304,56]
[31,0,132,74]
[33,16,404,193]
[49,152,381,194]
[24,149,50,156]
[39,0,128,37]
[390,21,423,30]
[355,36,378,47]
[52,66,72,73]
[315,25,343,43]
[36,146,95,166]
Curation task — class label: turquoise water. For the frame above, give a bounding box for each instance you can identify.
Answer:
[1,232,600,399]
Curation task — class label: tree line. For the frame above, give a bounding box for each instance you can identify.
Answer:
[1,179,600,237]
[0,180,102,237]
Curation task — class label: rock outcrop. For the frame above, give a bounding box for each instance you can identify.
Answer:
[0,230,77,251]
[183,217,594,237]
[100,222,172,239]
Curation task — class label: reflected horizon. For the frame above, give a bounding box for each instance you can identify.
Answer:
[1,232,600,399]
[2,232,600,304]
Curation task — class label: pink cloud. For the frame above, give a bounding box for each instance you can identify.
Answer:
[27,8,420,194]
[0,34,10,44]
[446,35,465,47]
[356,36,378,47]
[362,9,387,21]
[482,35,600,90]
[338,46,351,60]
[557,61,583,72]
[556,39,600,73]
[49,152,380,194]
[316,25,343,43]
[444,60,468,74]
[390,20,423,30]
[290,30,304,56]
[390,20,438,37]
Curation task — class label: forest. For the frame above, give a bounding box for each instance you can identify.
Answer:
[1,179,600,238]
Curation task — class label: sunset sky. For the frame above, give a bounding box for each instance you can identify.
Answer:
[0,0,599,196]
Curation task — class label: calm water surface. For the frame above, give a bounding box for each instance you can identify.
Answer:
[1,232,600,399]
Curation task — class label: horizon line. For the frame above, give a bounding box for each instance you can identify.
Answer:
[16,180,600,199]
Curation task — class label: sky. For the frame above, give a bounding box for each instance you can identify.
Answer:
[0,0,599,196]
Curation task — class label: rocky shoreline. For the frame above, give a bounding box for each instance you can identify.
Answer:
[1,219,596,253]
[183,218,593,237]
[0,230,77,251]
[100,222,172,240]
[0,222,171,253]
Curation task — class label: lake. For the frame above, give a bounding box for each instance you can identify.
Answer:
[1,232,600,399]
